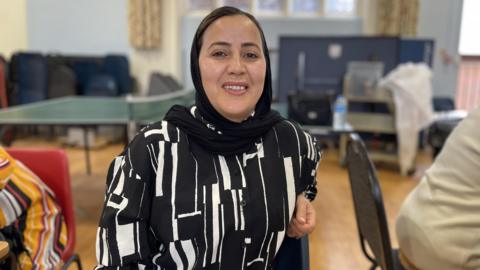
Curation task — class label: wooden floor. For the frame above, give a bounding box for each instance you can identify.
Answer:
[9,136,432,269]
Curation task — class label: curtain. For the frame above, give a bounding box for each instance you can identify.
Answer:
[128,0,162,49]
[376,0,419,36]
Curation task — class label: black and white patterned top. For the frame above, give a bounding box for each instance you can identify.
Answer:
[95,110,321,270]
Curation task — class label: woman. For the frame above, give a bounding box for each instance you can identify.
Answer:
[96,6,321,269]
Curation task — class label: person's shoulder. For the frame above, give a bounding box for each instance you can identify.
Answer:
[273,119,307,136]
[271,119,314,148]
[135,120,184,144]
[270,119,320,164]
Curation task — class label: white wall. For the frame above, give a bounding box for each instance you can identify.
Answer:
[0,0,28,58]
[27,0,130,54]
[418,0,463,98]
[25,0,181,94]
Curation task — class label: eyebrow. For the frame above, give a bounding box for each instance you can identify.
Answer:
[207,41,261,50]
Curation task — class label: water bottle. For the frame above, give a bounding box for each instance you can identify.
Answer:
[333,95,347,130]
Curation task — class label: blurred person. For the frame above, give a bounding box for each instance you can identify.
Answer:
[396,106,480,270]
[0,147,68,270]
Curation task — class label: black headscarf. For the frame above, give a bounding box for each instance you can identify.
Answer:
[164,6,283,156]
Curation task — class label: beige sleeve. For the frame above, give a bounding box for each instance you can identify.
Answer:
[396,107,480,270]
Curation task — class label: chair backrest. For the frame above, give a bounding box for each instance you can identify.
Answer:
[0,56,7,108]
[47,56,77,99]
[432,96,455,112]
[287,90,335,126]
[6,148,76,262]
[163,75,183,92]
[147,72,179,96]
[103,54,131,95]
[11,53,48,104]
[84,74,118,96]
[274,236,309,270]
[71,59,101,95]
[346,133,395,270]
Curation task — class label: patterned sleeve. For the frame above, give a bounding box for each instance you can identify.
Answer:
[0,155,28,228]
[299,129,322,201]
[95,133,157,269]
[0,183,28,229]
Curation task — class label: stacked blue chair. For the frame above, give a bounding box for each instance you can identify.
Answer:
[72,59,102,96]
[83,74,117,96]
[103,54,131,95]
[11,53,48,104]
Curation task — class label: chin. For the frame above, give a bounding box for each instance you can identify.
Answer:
[222,111,250,122]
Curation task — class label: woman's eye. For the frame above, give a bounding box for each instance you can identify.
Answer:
[212,51,227,57]
[245,52,259,60]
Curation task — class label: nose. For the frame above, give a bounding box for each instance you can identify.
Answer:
[227,54,246,75]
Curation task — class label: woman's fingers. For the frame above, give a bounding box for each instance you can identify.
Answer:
[287,195,317,238]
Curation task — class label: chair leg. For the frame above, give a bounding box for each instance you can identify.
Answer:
[62,254,82,270]
[392,249,407,270]
[0,252,18,270]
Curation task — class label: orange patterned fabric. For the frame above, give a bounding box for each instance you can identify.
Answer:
[0,147,67,269]
[128,0,162,49]
[376,0,419,37]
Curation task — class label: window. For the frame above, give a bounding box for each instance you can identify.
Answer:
[459,0,480,56]
[220,0,250,11]
[456,0,480,111]
[254,0,285,15]
[324,0,356,17]
[186,0,359,17]
[291,0,320,14]
[187,0,215,11]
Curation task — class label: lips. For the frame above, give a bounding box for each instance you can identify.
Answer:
[223,85,246,91]
[222,82,248,95]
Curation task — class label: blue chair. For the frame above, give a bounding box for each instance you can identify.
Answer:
[72,60,101,95]
[103,54,131,95]
[432,96,455,112]
[11,53,48,104]
[83,74,118,96]
[274,236,310,270]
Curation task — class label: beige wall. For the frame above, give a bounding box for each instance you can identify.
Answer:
[358,0,377,35]
[0,0,28,59]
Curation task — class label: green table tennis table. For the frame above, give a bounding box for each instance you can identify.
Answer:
[0,90,195,174]
[0,89,295,174]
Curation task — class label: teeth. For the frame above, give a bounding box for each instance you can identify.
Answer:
[224,85,246,91]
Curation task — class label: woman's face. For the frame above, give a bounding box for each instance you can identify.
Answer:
[199,15,266,123]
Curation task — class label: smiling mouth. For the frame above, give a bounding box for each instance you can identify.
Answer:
[223,85,247,91]
[222,84,248,95]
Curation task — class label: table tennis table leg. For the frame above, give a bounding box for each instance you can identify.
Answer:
[83,126,92,175]
[127,121,138,142]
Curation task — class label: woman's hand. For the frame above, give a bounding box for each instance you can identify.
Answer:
[287,194,316,238]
